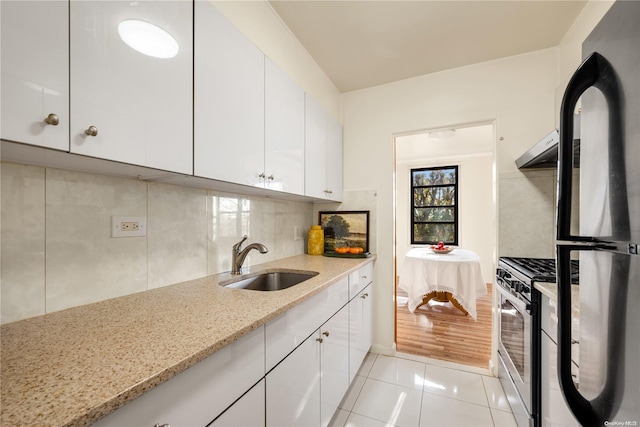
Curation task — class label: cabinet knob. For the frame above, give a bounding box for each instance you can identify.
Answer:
[84,126,98,137]
[361,275,367,280]
[361,293,368,299]
[258,172,266,178]
[44,113,59,126]
[316,337,323,343]
[324,189,333,194]
[322,331,330,337]
[153,424,170,427]
[268,175,274,180]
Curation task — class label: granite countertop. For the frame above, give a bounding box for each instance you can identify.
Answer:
[1,254,375,427]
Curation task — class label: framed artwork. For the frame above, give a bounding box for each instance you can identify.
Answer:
[319,210,369,254]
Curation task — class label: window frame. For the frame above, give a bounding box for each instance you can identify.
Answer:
[410,165,459,245]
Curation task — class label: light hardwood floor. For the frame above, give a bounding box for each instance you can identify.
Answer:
[395,282,493,369]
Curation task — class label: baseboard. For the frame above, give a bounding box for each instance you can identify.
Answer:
[370,342,396,356]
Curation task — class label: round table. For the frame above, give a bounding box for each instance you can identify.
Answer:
[399,248,487,319]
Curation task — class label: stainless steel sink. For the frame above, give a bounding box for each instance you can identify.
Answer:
[220,270,319,291]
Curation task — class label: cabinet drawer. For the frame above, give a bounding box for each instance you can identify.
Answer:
[210,379,265,427]
[93,326,265,427]
[349,262,373,299]
[540,293,579,365]
[266,276,348,372]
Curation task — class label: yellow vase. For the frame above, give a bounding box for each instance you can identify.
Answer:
[308,225,324,255]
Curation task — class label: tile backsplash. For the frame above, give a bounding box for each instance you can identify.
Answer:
[1,162,313,324]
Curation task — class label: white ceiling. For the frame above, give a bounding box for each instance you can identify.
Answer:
[395,123,494,162]
[269,0,587,93]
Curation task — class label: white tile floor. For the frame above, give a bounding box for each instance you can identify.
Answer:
[331,353,517,427]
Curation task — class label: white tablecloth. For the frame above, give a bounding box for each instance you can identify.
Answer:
[399,248,487,319]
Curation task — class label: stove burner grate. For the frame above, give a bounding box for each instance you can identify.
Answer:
[500,257,579,284]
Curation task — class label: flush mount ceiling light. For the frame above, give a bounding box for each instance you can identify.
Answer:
[118,19,179,59]
[428,129,456,140]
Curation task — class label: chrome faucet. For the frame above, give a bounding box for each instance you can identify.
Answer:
[231,235,268,274]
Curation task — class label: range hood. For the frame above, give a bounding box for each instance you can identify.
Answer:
[516,117,581,169]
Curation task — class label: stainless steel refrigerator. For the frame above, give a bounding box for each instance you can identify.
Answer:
[556,1,640,426]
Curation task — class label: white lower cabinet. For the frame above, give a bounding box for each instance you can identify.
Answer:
[92,326,265,427]
[320,306,350,427]
[266,331,321,426]
[210,379,265,427]
[266,304,350,427]
[540,292,580,426]
[93,261,374,427]
[349,283,374,382]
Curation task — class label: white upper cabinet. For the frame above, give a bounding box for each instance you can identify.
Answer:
[304,95,329,199]
[264,58,305,194]
[326,115,344,202]
[69,0,193,174]
[304,95,343,201]
[194,1,265,187]
[1,1,69,151]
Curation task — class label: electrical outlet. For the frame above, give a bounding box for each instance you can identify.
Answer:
[294,225,301,241]
[112,216,146,238]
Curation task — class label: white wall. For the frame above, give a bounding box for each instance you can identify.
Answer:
[342,48,559,353]
[555,1,615,122]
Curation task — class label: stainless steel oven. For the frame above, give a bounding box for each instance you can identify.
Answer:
[496,257,579,427]
[496,270,534,427]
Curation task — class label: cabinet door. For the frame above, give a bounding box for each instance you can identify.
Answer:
[69,0,192,174]
[325,115,343,201]
[304,94,328,199]
[194,1,264,186]
[264,58,304,194]
[267,332,321,427]
[320,306,350,427]
[349,283,373,381]
[1,0,69,151]
[210,379,265,427]
[541,332,580,426]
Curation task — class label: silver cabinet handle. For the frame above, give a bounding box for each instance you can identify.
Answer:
[84,126,98,137]
[44,113,59,126]
[324,189,333,194]
[154,424,170,427]
[322,331,330,337]
[361,275,368,280]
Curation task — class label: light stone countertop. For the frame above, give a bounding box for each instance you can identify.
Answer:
[1,254,375,427]
[534,281,580,319]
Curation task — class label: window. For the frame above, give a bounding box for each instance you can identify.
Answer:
[411,166,458,245]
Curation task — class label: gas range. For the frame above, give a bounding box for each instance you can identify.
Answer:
[495,256,579,427]
[498,257,579,287]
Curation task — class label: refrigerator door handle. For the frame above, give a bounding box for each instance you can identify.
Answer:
[556,246,629,426]
[557,52,626,243]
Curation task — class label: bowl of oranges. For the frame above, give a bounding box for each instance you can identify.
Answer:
[326,246,369,257]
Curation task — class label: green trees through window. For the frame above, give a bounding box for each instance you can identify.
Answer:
[411,166,458,245]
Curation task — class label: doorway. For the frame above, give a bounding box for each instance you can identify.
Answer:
[394,122,496,369]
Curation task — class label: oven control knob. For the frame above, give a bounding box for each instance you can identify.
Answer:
[513,282,524,293]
